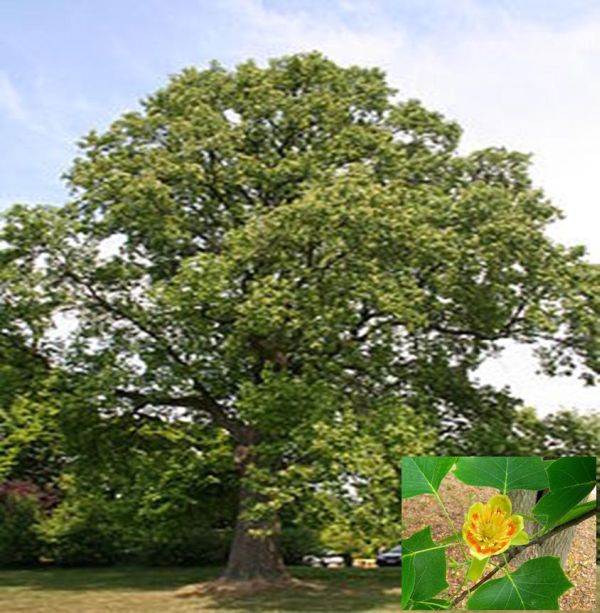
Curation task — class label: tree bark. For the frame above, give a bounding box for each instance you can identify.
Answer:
[508,490,538,564]
[508,489,576,566]
[539,524,576,566]
[223,441,288,582]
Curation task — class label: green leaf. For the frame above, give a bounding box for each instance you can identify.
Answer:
[454,457,548,493]
[402,457,457,499]
[408,597,451,610]
[401,527,448,608]
[467,556,573,610]
[517,513,543,523]
[438,531,462,545]
[532,456,596,527]
[555,500,596,527]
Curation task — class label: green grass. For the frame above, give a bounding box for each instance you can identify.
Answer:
[0,565,401,612]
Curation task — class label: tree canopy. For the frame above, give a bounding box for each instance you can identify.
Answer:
[1,52,597,581]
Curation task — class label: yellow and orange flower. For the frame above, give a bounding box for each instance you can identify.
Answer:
[463,494,529,561]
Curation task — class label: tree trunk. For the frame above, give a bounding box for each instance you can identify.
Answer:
[508,490,538,564]
[223,441,288,582]
[508,489,576,566]
[539,525,577,566]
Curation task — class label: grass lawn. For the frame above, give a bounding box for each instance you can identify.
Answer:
[0,565,401,612]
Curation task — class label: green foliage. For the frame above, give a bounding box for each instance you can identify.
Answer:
[466,557,572,610]
[279,525,323,565]
[0,381,239,567]
[532,456,596,527]
[38,459,236,567]
[401,457,457,499]
[541,410,600,457]
[401,527,448,609]
[410,598,452,610]
[507,408,600,458]
[0,490,43,567]
[305,404,431,556]
[0,396,65,487]
[0,328,65,489]
[40,418,237,566]
[38,494,121,566]
[126,527,231,567]
[555,500,596,527]
[453,457,548,493]
[505,413,599,564]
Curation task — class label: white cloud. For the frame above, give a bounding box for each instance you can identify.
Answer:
[477,343,598,414]
[0,71,88,143]
[393,14,600,259]
[220,0,403,69]
[220,0,600,258]
[0,71,28,123]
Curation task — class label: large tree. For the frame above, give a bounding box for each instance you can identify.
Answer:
[1,53,597,581]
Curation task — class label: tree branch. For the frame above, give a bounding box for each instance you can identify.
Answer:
[114,388,243,437]
[427,299,528,343]
[451,508,596,606]
[63,268,190,368]
[59,269,244,438]
[0,329,52,371]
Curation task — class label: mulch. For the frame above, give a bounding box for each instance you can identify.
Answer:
[402,473,596,611]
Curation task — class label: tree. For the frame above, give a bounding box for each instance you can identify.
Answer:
[1,52,597,582]
[0,317,66,498]
[0,481,44,567]
[37,419,238,567]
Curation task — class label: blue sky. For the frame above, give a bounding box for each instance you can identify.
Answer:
[1,0,599,211]
[1,0,599,412]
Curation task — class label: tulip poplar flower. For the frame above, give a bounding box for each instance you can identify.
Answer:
[462,494,529,581]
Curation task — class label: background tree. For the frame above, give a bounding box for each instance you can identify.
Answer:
[0,315,64,488]
[1,52,597,582]
[38,420,238,567]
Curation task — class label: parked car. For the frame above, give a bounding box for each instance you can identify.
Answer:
[376,545,402,567]
[302,551,352,568]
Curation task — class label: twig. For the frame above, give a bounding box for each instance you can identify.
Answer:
[451,507,596,607]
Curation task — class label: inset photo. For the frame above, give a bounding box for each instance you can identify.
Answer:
[401,456,597,611]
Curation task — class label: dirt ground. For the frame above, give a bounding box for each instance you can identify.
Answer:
[402,473,596,611]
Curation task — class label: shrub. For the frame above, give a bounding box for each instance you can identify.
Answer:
[38,496,122,566]
[127,526,231,566]
[0,483,43,567]
[280,525,323,564]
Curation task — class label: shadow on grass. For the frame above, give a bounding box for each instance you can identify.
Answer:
[206,567,400,611]
[0,566,221,591]
[0,566,401,611]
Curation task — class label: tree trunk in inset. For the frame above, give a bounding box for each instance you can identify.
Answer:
[539,525,577,566]
[508,489,576,567]
[508,490,538,564]
[223,443,288,582]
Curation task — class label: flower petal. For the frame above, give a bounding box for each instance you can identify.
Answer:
[506,513,524,536]
[469,544,491,560]
[466,501,485,523]
[511,530,530,546]
[488,494,512,516]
